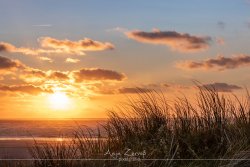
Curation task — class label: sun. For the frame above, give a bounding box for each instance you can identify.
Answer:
[48,91,71,110]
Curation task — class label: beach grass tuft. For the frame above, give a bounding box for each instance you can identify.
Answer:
[3,84,250,167]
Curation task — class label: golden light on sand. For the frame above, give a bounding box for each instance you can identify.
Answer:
[48,91,71,110]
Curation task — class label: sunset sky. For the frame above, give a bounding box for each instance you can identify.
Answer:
[1,0,250,119]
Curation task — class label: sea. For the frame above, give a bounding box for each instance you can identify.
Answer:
[0,119,106,159]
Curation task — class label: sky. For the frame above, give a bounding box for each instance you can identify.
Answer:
[0,0,250,119]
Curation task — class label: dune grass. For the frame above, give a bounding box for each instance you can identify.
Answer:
[3,85,250,167]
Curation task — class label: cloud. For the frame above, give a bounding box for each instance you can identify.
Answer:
[89,85,116,95]
[176,54,250,71]
[106,27,129,33]
[39,56,53,63]
[90,82,192,96]
[65,58,80,63]
[0,84,53,95]
[21,69,71,83]
[0,56,49,82]
[73,68,126,82]
[39,37,114,55]
[200,82,242,92]
[126,29,212,53]
[0,56,66,83]
[0,56,26,74]
[0,56,24,71]
[162,83,190,90]
[19,68,47,83]
[118,87,152,94]
[23,69,46,77]
[0,56,128,98]
[0,42,16,52]
[217,21,226,30]
[32,24,52,27]
[0,56,127,85]
[0,42,66,56]
[90,85,153,95]
[48,71,69,80]
[0,37,115,56]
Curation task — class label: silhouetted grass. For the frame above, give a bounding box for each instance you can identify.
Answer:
[5,85,250,167]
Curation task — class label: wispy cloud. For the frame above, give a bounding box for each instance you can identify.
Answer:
[0,42,73,56]
[39,56,53,63]
[65,58,80,63]
[0,37,115,56]
[40,37,114,54]
[118,87,152,94]
[48,71,70,80]
[200,82,242,92]
[106,27,129,33]
[91,83,191,95]
[21,68,47,83]
[90,86,153,95]
[126,29,212,53]
[73,68,126,82]
[0,84,53,95]
[32,24,52,27]
[176,54,250,71]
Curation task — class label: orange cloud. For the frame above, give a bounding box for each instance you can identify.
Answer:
[0,37,115,56]
[176,54,250,71]
[73,68,126,82]
[118,87,152,94]
[126,29,212,53]
[0,84,53,95]
[91,82,192,95]
[39,56,53,63]
[0,56,25,72]
[0,56,19,69]
[0,56,50,83]
[162,83,190,90]
[0,42,65,56]
[39,37,114,55]
[65,58,80,63]
[24,68,46,76]
[48,71,69,80]
[0,56,127,97]
[200,82,242,92]
[19,69,46,83]
[0,42,16,52]
[89,85,154,95]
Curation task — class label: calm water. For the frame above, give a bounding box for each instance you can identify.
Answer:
[0,119,106,159]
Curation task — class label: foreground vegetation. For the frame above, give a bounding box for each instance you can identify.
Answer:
[1,85,250,167]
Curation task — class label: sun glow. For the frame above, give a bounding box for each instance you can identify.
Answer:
[48,91,71,110]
